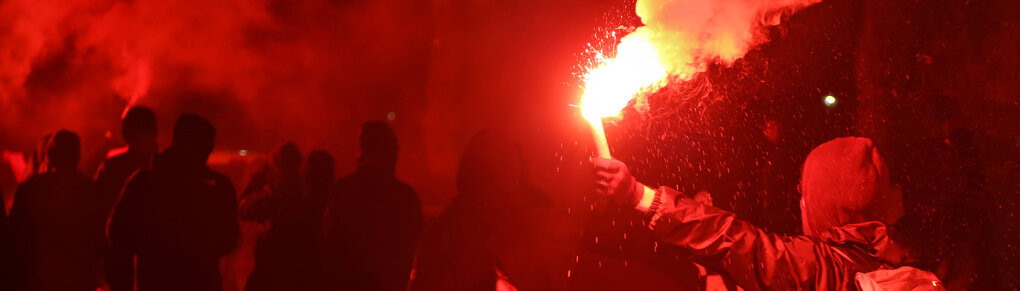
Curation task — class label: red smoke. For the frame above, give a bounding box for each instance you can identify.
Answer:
[0,0,618,215]
[0,0,432,172]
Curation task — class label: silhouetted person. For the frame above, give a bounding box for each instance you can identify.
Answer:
[6,130,106,290]
[302,151,336,221]
[294,150,336,290]
[0,188,4,279]
[240,142,309,291]
[410,130,568,291]
[110,114,239,291]
[320,121,423,291]
[95,106,158,291]
[244,150,335,291]
[239,142,303,223]
[0,189,4,231]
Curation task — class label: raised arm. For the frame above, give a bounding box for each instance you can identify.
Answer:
[647,186,839,289]
[593,158,855,290]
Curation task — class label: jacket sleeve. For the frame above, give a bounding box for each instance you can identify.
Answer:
[646,187,854,290]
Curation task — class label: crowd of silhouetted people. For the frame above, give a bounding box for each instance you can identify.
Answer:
[0,105,996,291]
[0,107,445,291]
[1,106,564,291]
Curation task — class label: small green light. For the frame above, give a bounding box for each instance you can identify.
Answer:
[824,95,837,107]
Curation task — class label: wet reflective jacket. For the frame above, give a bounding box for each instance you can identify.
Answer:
[648,187,911,291]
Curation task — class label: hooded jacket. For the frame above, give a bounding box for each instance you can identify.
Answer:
[799,137,903,237]
[410,130,570,291]
[648,187,914,290]
[643,137,934,290]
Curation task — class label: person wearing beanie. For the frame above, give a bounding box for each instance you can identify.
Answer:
[594,137,940,291]
[319,121,422,291]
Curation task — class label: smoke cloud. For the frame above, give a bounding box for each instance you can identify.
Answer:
[578,0,822,121]
[0,0,432,156]
[635,0,822,77]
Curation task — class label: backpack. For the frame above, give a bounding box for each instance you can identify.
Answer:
[855,266,945,291]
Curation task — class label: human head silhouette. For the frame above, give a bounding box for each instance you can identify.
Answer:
[358,121,398,174]
[171,113,216,162]
[46,130,80,172]
[273,142,303,177]
[304,150,335,190]
[799,137,904,236]
[122,106,157,150]
[456,129,524,196]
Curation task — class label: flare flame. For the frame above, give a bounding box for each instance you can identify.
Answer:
[580,32,668,122]
[578,0,822,121]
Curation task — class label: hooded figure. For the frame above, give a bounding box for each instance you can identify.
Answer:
[6,130,106,290]
[109,114,239,291]
[593,137,942,291]
[799,137,904,236]
[409,129,572,291]
[319,121,422,291]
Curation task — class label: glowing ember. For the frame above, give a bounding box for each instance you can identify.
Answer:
[579,33,668,122]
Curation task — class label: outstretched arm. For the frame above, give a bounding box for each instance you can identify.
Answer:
[593,158,846,290]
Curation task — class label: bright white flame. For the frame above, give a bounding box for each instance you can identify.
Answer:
[580,33,668,122]
[578,0,823,122]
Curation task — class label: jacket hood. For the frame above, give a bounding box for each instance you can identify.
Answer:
[800,137,904,236]
[447,129,548,228]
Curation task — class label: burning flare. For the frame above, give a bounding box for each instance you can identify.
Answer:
[579,32,668,122]
[578,0,822,157]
